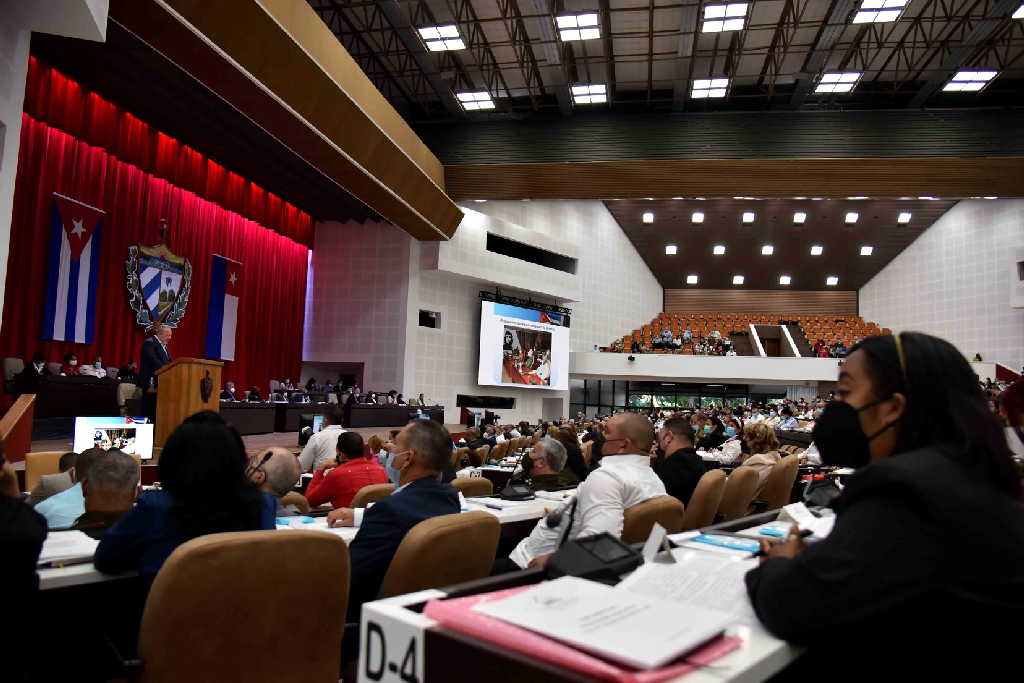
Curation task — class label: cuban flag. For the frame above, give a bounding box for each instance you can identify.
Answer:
[205,254,242,361]
[42,194,105,343]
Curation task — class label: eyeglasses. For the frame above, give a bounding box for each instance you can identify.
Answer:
[246,451,272,477]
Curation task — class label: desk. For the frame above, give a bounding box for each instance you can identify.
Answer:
[35,376,119,418]
[345,405,444,428]
[359,509,800,683]
[275,402,315,432]
[219,402,276,434]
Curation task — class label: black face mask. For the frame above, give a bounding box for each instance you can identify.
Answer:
[654,446,666,459]
[812,399,894,468]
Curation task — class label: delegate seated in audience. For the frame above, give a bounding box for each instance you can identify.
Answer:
[14,351,51,393]
[116,360,138,384]
[94,418,275,578]
[26,451,76,505]
[747,332,1024,675]
[80,356,106,378]
[506,413,666,569]
[247,447,301,516]
[527,437,578,491]
[71,451,139,539]
[298,405,345,471]
[220,380,240,401]
[653,418,707,506]
[305,432,387,509]
[35,448,106,528]
[305,377,319,392]
[247,385,262,402]
[999,379,1024,459]
[327,420,460,620]
[59,352,80,376]
[695,416,727,451]
[740,422,782,498]
[777,407,799,430]
[552,427,589,482]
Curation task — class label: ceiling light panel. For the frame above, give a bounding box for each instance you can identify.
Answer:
[456,91,495,111]
[732,275,745,285]
[1014,4,1024,19]
[897,212,912,223]
[845,212,859,224]
[713,245,726,255]
[686,274,699,284]
[742,212,756,223]
[702,3,748,33]
[815,72,862,94]
[810,245,824,256]
[852,0,907,24]
[779,275,792,285]
[572,83,607,105]
[942,70,999,92]
[691,78,729,98]
[418,24,465,51]
[860,246,874,256]
[761,244,774,255]
[665,244,678,255]
[692,211,705,223]
[642,211,654,224]
[826,276,839,286]
[556,12,601,41]
[793,211,807,224]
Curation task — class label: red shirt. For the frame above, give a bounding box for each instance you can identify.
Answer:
[304,457,388,508]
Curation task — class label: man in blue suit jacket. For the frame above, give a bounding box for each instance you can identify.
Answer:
[328,419,460,620]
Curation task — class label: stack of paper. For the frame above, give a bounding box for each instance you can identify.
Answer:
[37,530,99,567]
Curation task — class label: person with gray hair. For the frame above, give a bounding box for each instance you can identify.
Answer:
[528,437,578,491]
[71,450,139,539]
[248,447,301,516]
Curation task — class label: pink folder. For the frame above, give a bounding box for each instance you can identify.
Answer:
[423,584,741,683]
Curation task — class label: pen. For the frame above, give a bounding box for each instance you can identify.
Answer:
[752,528,814,557]
[484,503,504,510]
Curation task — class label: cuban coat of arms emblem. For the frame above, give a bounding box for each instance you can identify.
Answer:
[125,220,191,331]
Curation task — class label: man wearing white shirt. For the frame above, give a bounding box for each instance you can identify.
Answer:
[297,406,346,471]
[507,412,666,569]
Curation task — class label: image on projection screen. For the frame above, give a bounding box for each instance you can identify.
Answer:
[478,301,569,391]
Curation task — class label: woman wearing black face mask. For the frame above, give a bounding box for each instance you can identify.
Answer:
[745,332,1024,677]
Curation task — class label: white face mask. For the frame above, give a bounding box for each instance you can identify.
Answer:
[69,360,77,366]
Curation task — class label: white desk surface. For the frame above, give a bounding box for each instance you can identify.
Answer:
[39,490,571,591]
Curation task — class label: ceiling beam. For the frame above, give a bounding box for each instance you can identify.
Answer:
[530,0,572,115]
[671,4,700,112]
[907,0,1021,107]
[599,0,616,107]
[790,0,859,107]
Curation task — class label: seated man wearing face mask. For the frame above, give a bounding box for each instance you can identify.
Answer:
[653,418,707,506]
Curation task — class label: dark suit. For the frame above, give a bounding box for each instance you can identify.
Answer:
[347,476,460,620]
[654,447,707,506]
[137,337,170,390]
[14,363,51,394]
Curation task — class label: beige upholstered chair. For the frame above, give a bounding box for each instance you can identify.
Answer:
[452,446,470,468]
[279,491,310,514]
[581,441,593,466]
[136,530,348,683]
[351,484,395,508]
[450,477,493,497]
[45,362,61,375]
[718,466,760,521]
[25,451,65,491]
[376,511,500,599]
[680,469,727,531]
[474,445,491,464]
[3,357,24,381]
[758,454,800,511]
[621,495,685,544]
[489,441,509,462]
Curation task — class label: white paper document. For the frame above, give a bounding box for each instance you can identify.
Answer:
[615,551,759,623]
[472,576,732,670]
[37,530,99,566]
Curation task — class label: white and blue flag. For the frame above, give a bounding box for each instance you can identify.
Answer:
[205,254,242,361]
[42,194,105,343]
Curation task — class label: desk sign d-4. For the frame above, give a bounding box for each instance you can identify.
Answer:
[359,591,440,683]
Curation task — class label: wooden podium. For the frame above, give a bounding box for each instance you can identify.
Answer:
[153,358,223,446]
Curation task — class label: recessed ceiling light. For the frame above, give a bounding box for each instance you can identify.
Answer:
[571,83,607,105]
[810,245,824,256]
[691,77,729,98]
[826,276,839,286]
[732,275,745,285]
[815,72,862,94]
[686,274,699,284]
[556,12,601,42]
[742,212,756,224]
[456,91,495,111]
[1014,4,1024,19]
[845,212,859,224]
[642,212,654,224]
[942,70,999,93]
[761,244,774,255]
[779,275,792,285]
[665,244,678,255]
[692,211,705,223]
[983,196,998,199]
[847,196,869,200]
[897,212,912,223]
[793,211,807,224]
[852,0,907,24]
[702,3,748,33]
[473,199,487,202]
[860,245,874,256]
[418,24,466,51]
[713,244,726,255]
[672,196,684,200]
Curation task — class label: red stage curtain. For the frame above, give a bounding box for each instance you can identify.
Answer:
[0,115,309,393]
[22,58,313,246]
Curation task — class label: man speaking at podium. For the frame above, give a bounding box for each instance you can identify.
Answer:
[138,325,172,420]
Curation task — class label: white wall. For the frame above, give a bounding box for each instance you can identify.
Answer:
[0,0,107,326]
[571,352,842,385]
[859,200,1024,372]
[303,220,413,392]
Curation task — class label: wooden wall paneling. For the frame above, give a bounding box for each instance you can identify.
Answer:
[664,290,858,315]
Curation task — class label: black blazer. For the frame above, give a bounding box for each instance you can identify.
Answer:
[347,476,460,619]
[14,364,51,393]
[654,447,707,506]
[138,337,170,389]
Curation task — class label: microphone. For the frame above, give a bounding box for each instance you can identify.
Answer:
[498,445,534,501]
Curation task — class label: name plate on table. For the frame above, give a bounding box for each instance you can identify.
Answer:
[359,591,442,683]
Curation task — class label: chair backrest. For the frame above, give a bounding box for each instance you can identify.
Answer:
[138,530,348,683]
[450,477,493,497]
[760,454,800,510]
[377,511,500,599]
[268,379,281,392]
[621,495,685,544]
[452,446,470,467]
[680,469,727,531]
[475,445,491,461]
[45,362,62,375]
[490,441,509,461]
[580,441,593,466]
[718,466,760,521]
[25,451,65,491]
[351,483,395,508]
[280,491,310,514]
[106,366,119,381]
[3,357,24,381]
